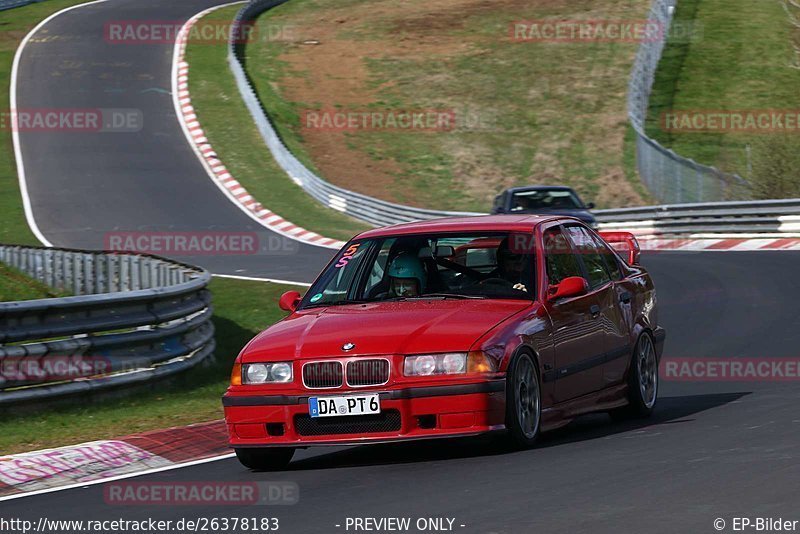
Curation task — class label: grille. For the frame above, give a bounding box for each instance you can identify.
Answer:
[302,361,343,389]
[294,410,402,436]
[346,359,390,386]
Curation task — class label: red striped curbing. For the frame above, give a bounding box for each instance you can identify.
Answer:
[172,9,345,250]
[636,236,800,252]
[0,420,228,499]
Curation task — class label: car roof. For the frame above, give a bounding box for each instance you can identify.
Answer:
[505,185,577,194]
[354,215,564,240]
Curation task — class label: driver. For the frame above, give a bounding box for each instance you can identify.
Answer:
[491,239,529,292]
[387,252,427,297]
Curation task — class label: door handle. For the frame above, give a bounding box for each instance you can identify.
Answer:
[589,304,601,318]
[620,291,632,303]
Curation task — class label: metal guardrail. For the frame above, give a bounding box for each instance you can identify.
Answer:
[627,0,746,203]
[227,0,480,227]
[0,245,214,405]
[595,199,800,235]
[0,0,42,12]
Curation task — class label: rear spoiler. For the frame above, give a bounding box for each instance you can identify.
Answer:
[598,231,641,265]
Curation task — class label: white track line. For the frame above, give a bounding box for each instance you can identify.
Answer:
[0,453,235,503]
[171,5,345,250]
[10,0,110,247]
[212,273,312,286]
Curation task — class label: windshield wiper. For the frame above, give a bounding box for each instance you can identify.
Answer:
[303,299,367,309]
[387,293,485,301]
[423,293,486,299]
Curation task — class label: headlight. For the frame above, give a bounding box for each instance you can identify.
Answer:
[405,353,468,376]
[241,362,293,384]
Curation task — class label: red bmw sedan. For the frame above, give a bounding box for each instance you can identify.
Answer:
[223,216,665,470]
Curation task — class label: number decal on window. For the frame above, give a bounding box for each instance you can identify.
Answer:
[335,243,361,268]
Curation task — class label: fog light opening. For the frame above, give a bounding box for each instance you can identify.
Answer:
[417,415,437,429]
[266,423,285,436]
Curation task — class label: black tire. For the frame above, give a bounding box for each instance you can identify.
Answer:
[504,352,542,448]
[234,448,295,471]
[610,332,658,420]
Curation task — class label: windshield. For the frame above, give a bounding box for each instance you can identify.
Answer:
[299,232,536,308]
[510,189,583,211]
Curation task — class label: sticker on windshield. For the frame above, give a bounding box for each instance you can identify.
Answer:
[310,293,323,303]
[335,243,361,268]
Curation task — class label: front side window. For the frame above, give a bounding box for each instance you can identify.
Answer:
[543,226,583,286]
[564,225,611,288]
[299,232,537,308]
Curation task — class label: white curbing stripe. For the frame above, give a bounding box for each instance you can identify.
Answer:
[172,5,346,250]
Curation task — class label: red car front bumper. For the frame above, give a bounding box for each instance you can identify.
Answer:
[223,380,507,447]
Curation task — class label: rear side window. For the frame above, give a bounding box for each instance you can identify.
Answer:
[564,226,611,288]
[543,227,583,285]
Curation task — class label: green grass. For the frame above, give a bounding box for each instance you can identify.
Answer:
[0,2,308,454]
[0,263,69,301]
[242,0,653,210]
[645,0,800,178]
[0,277,305,455]
[184,6,369,242]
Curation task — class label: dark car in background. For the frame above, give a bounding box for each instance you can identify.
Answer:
[491,186,596,227]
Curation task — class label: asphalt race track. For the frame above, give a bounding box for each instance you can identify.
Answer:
[3,246,799,531]
[7,0,800,532]
[14,0,334,282]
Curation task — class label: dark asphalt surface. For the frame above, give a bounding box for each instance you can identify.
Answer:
[14,0,334,282]
[3,251,800,533]
[8,0,800,532]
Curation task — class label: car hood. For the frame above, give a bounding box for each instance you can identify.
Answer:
[240,299,531,361]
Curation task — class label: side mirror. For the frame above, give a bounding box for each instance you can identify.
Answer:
[585,202,596,210]
[548,276,588,301]
[278,290,302,312]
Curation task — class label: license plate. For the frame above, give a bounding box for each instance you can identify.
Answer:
[309,394,380,418]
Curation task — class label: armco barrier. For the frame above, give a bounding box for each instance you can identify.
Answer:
[0,0,37,11]
[0,245,214,405]
[595,199,800,235]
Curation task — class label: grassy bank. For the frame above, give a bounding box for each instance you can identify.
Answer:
[184,5,369,242]
[0,263,69,301]
[241,0,653,211]
[645,0,800,179]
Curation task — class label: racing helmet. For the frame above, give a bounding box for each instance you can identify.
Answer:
[387,252,427,291]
